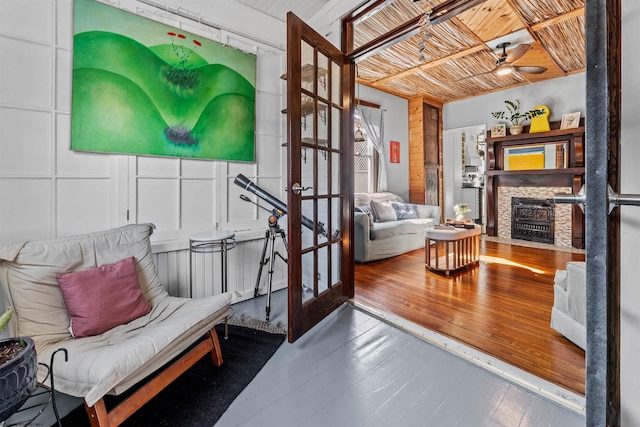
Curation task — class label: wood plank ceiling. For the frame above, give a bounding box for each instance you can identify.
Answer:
[352,0,585,103]
[229,0,585,103]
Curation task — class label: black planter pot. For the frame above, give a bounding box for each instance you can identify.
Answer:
[0,337,37,422]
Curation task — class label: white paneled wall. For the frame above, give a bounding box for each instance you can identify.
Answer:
[0,0,287,306]
[153,235,287,300]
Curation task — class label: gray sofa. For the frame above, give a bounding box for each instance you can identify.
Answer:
[354,192,441,263]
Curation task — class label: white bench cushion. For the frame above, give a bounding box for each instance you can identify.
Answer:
[38,293,230,406]
[0,224,231,407]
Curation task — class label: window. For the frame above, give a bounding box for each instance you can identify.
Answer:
[354,112,376,193]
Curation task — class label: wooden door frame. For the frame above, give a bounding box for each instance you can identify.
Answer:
[342,2,623,423]
[407,97,444,207]
[422,101,442,208]
[585,0,621,424]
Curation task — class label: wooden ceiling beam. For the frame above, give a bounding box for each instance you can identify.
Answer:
[345,0,488,60]
[371,44,487,86]
[530,7,585,31]
[356,79,415,100]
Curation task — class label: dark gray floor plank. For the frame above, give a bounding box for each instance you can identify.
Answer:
[218,290,585,426]
[300,333,444,426]
[453,377,513,426]
[222,309,408,425]
[489,385,535,426]
[520,397,563,427]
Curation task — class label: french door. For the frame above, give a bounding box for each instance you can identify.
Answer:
[286,13,354,342]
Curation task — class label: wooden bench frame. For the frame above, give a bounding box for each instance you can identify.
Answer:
[84,327,223,427]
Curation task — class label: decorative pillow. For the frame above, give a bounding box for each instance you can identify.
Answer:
[57,256,152,338]
[355,204,374,226]
[416,205,433,219]
[392,202,419,219]
[370,200,398,222]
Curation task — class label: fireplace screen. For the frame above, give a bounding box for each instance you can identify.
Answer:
[511,197,555,244]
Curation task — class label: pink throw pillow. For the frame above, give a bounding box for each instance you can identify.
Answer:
[57,256,152,338]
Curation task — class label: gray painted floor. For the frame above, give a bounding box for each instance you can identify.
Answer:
[218,290,585,427]
[10,289,585,426]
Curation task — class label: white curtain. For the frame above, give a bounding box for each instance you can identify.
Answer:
[357,105,387,192]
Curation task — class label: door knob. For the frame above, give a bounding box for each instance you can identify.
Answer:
[291,183,312,195]
[554,184,640,214]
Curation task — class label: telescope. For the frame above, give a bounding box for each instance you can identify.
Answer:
[234,174,327,237]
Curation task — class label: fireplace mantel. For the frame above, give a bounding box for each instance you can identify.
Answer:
[484,122,585,248]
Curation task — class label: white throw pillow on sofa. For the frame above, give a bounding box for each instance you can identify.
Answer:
[416,205,433,218]
[370,200,398,222]
[391,202,419,219]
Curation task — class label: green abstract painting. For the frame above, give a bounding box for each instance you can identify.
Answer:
[71,0,256,162]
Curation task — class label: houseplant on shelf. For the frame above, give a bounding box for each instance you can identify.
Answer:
[491,99,545,135]
[0,307,38,422]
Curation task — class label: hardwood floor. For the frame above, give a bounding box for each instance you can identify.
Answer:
[354,239,587,396]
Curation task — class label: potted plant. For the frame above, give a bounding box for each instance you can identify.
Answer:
[0,307,38,422]
[454,203,471,221]
[491,99,545,135]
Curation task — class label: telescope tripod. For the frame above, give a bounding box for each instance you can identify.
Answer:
[254,214,288,322]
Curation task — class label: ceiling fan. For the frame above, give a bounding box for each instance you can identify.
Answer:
[463,42,548,79]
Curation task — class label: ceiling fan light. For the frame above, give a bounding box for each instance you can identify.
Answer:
[496,67,512,76]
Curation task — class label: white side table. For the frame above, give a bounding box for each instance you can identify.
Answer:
[189,231,235,339]
[189,230,236,297]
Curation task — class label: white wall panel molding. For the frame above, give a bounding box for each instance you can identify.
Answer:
[152,238,287,302]
[0,0,54,46]
[0,178,53,243]
[55,47,72,112]
[56,0,73,48]
[0,0,287,311]
[0,38,53,110]
[0,107,53,176]
[133,0,286,51]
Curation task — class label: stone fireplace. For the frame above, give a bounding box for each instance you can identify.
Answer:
[484,122,585,249]
[497,187,573,247]
[511,197,555,244]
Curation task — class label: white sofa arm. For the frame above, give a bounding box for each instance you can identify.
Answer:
[566,261,586,324]
[354,211,371,262]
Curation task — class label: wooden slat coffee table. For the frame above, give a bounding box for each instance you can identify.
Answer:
[425,225,481,275]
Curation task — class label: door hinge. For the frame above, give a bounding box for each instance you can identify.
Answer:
[126,209,130,221]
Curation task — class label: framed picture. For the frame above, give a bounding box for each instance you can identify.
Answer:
[491,124,506,138]
[561,112,581,129]
[390,141,400,163]
[71,0,256,162]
